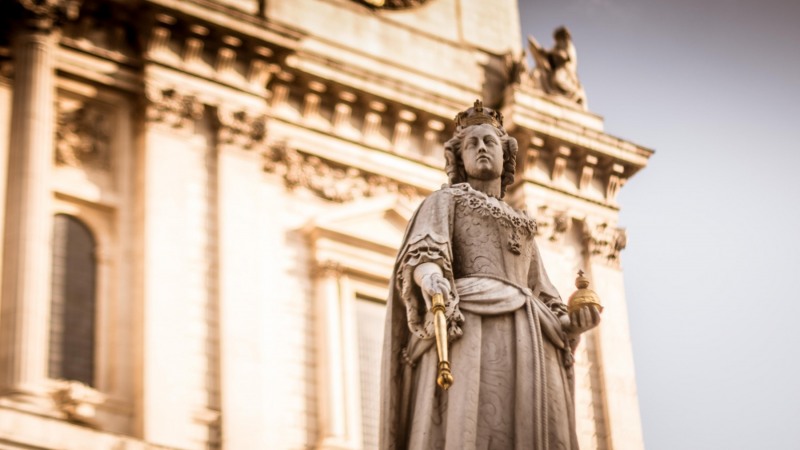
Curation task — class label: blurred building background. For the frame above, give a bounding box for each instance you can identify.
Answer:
[0,0,651,448]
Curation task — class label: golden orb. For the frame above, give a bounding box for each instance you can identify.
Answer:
[567,270,604,314]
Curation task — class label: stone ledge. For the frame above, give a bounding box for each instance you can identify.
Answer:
[0,407,180,450]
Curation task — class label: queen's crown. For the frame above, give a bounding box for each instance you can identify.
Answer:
[454,99,504,130]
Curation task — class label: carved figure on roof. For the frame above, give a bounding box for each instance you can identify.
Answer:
[528,26,588,110]
[380,100,601,449]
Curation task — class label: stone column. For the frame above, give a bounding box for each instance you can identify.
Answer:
[0,1,73,406]
[314,262,361,450]
[582,219,644,450]
[138,84,207,448]
[216,106,269,449]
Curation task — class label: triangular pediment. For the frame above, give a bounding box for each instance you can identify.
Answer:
[306,195,418,252]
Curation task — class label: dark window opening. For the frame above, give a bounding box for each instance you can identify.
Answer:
[49,214,97,387]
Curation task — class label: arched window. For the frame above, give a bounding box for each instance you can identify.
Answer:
[49,214,97,387]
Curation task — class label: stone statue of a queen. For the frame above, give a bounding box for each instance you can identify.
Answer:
[379,100,600,449]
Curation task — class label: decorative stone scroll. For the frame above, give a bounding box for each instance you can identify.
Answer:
[55,100,111,169]
[217,107,266,149]
[145,85,204,128]
[263,143,422,202]
[582,220,627,267]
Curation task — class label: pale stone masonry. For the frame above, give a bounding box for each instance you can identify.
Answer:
[0,0,652,449]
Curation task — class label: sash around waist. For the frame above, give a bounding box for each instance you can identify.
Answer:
[455,276,532,315]
[455,276,566,350]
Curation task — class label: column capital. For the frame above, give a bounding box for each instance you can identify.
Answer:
[14,0,81,32]
[582,219,627,267]
[314,260,346,278]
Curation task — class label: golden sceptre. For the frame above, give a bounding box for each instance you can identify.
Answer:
[431,293,454,390]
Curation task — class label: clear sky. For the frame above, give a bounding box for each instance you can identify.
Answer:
[519,0,800,448]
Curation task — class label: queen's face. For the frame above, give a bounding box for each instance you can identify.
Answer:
[461,124,503,181]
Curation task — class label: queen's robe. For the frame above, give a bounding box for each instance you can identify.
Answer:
[379,183,580,450]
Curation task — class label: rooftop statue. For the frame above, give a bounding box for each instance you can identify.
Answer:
[528,26,588,110]
[380,100,601,449]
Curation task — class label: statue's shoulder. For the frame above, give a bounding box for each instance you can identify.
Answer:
[412,184,467,216]
[434,183,471,197]
[419,183,469,205]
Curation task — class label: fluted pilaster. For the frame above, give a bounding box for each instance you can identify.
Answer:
[0,21,60,405]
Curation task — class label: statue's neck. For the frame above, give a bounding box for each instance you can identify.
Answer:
[467,177,502,198]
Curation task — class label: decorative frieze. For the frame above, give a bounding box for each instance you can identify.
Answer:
[142,12,284,95]
[582,220,627,267]
[217,107,266,149]
[145,86,204,128]
[55,99,111,169]
[519,136,634,208]
[263,143,421,202]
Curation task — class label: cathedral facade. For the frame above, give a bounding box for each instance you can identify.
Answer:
[0,0,651,448]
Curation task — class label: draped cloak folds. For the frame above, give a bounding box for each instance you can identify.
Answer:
[379,184,579,450]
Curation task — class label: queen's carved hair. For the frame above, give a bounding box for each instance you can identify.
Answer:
[443,125,518,198]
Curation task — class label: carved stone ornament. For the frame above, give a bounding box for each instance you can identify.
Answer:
[526,26,588,110]
[582,220,627,266]
[263,143,421,202]
[354,0,431,9]
[55,99,111,169]
[217,107,266,149]
[15,0,81,31]
[313,260,345,278]
[49,379,106,426]
[145,86,204,128]
[535,207,572,243]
